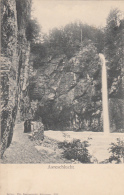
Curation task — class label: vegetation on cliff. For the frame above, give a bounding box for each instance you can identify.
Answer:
[28,8,124,132]
[105,9,124,99]
[30,22,104,69]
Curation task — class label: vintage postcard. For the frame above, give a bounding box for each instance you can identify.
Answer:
[1,0,124,194]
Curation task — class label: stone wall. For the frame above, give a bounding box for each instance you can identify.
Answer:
[1,0,31,157]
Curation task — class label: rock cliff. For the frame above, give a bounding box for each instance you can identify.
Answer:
[1,0,31,157]
[29,41,103,131]
[29,39,124,132]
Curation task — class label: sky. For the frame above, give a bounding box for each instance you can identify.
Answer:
[32,1,124,34]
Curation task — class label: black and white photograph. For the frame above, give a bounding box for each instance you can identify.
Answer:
[1,0,124,166]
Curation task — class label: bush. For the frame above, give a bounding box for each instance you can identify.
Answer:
[58,139,92,163]
[108,138,124,163]
[26,19,41,42]
[43,22,104,59]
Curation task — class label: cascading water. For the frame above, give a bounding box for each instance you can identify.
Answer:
[99,53,110,135]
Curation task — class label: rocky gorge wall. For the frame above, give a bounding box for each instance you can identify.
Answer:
[1,0,31,157]
[28,41,104,132]
[28,39,124,133]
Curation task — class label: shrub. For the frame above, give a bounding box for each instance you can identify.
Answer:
[108,138,124,163]
[58,139,92,163]
[26,19,41,42]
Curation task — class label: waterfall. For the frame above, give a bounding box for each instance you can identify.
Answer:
[99,53,110,135]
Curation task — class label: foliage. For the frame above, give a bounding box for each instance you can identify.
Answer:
[109,98,124,131]
[43,22,104,59]
[31,42,46,56]
[31,21,104,68]
[16,0,41,43]
[30,42,47,68]
[108,138,124,163]
[16,0,31,29]
[105,8,124,98]
[58,139,92,163]
[26,19,41,42]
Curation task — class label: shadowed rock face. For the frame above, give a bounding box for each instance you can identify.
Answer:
[1,0,31,157]
[28,40,124,133]
[109,98,124,132]
[28,42,103,132]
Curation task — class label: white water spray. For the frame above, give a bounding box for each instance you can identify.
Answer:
[99,53,110,135]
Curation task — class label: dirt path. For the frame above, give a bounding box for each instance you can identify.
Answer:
[1,122,71,164]
[1,122,44,163]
